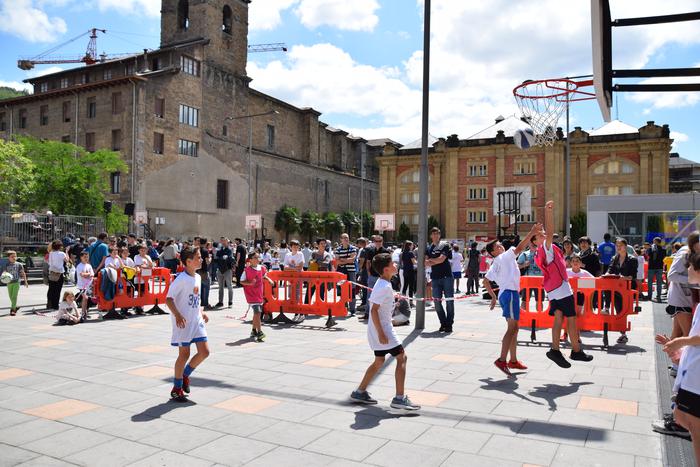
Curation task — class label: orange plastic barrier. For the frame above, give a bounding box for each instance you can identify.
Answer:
[263,270,352,327]
[94,267,172,314]
[640,262,649,293]
[518,275,640,348]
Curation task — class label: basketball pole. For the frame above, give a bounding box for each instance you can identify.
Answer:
[415,0,431,331]
[565,99,571,238]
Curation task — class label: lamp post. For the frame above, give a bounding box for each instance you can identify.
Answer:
[225,110,279,218]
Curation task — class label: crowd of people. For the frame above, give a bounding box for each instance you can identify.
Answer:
[2,215,700,449]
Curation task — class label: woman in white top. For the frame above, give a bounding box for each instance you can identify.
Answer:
[47,240,68,310]
[450,245,464,293]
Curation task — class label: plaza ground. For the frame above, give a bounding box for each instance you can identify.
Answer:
[0,282,671,466]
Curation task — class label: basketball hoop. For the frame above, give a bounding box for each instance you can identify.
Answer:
[513,78,595,146]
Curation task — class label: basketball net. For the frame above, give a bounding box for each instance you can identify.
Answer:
[513,78,595,147]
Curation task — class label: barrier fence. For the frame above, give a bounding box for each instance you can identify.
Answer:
[519,276,641,348]
[0,213,105,249]
[94,267,172,314]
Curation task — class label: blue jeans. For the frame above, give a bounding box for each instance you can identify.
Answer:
[343,271,356,314]
[648,268,663,299]
[432,276,455,327]
[201,279,210,307]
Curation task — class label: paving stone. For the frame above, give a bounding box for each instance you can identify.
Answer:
[205,412,279,437]
[364,440,452,467]
[21,427,113,458]
[302,429,387,461]
[245,446,337,467]
[250,420,330,448]
[613,414,655,435]
[440,451,521,467]
[0,443,41,466]
[517,419,590,446]
[304,408,430,442]
[15,455,77,467]
[577,395,638,416]
[128,450,215,467]
[189,434,276,465]
[479,434,559,465]
[0,418,72,445]
[139,424,226,453]
[413,425,491,453]
[585,430,662,459]
[551,444,635,467]
[64,437,160,466]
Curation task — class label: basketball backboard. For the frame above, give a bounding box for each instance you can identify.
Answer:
[591,0,700,122]
[493,187,532,216]
[245,214,261,231]
[374,213,395,232]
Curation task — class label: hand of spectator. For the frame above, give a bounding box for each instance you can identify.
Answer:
[378,331,389,345]
[655,334,670,346]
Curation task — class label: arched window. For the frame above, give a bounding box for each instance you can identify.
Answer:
[177,0,189,30]
[222,5,233,34]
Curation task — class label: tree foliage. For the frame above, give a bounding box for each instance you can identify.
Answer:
[361,211,374,237]
[0,86,27,101]
[299,210,323,242]
[106,204,129,235]
[0,139,35,209]
[570,211,587,243]
[428,215,441,232]
[397,222,412,243]
[274,204,301,242]
[323,211,344,241]
[19,137,127,216]
[340,210,361,237]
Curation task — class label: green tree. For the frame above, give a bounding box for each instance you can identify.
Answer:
[360,211,374,237]
[570,211,587,243]
[340,210,361,237]
[106,205,129,235]
[397,222,412,243]
[323,212,344,241]
[0,139,35,209]
[299,210,323,242]
[0,86,27,101]
[428,215,441,232]
[18,137,126,216]
[274,204,301,242]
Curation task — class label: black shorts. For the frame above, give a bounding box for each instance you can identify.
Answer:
[676,387,700,418]
[251,304,263,314]
[576,292,585,307]
[666,305,693,317]
[374,345,404,357]
[548,294,577,318]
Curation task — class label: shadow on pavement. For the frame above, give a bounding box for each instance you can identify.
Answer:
[529,381,593,411]
[131,399,197,422]
[351,406,420,430]
[479,377,544,406]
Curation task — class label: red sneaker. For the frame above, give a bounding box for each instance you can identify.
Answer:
[508,360,528,370]
[182,375,190,394]
[170,387,187,402]
[493,359,512,376]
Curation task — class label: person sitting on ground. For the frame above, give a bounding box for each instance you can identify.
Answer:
[56,291,81,325]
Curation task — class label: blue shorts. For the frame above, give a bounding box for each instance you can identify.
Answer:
[452,271,462,279]
[499,290,520,321]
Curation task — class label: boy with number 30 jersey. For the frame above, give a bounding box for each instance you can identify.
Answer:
[166,247,210,402]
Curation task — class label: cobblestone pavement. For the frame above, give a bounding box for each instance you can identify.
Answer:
[0,282,663,466]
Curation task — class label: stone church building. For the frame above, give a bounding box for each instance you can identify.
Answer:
[0,0,379,240]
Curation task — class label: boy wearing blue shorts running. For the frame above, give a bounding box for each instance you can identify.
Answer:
[484,223,542,376]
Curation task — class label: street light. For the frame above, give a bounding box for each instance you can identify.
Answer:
[225,110,280,218]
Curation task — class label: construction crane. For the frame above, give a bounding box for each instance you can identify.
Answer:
[18,28,105,71]
[18,29,287,71]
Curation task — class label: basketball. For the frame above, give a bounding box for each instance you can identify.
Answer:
[513,128,536,149]
[0,272,13,285]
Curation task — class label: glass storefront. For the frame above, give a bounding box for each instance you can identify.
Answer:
[608,212,699,246]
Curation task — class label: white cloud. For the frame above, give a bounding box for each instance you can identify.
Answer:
[27,66,64,78]
[0,0,67,43]
[626,65,700,109]
[249,0,298,31]
[0,80,32,93]
[295,0,380,32]
[95,0,160,17]
[671,131,689,143]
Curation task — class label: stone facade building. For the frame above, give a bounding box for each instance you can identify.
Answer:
[0,0,378,240]
[378,117,672,241]
[669,152,700,193]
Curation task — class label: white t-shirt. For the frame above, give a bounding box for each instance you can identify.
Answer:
[636,255,646,281]
[450,252,464,273]
[122,257,135,268]
[105,256,122,270]
[75,262,94,290]
[167,271,207,346]
[48,251,67,273]
[278,248,290,264]
[485,247,520,295]
[674,303,700,396]
[367,278,400,351]
[567,268,594,279]
[283,251,305,270]
[302,248,312,266]
[134,254,153,283]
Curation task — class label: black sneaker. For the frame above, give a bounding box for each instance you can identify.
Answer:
[438,325,446,332]
[170,387,188,402]
[444,327,453,334]
[546,349,572,368]
[570,350,594,362]
[350,390,377,404]
[214,302,224,308]
[651,418,691,439]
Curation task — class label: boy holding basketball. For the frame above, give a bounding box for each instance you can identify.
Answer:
[350,253,420,410]
[166,246,210,402]
[534,200,593,368]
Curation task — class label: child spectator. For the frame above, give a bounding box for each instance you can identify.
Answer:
[166,246,210,402]
[56,291,81,325]
[350,253,420,411]
[3,250,28,316]
[75,251,94,320]
[450,244,464,293]
[240,252,274,342]
[134,244,153,314]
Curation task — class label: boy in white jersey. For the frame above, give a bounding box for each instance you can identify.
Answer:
[350,253,420,410]
[166,246,210,402]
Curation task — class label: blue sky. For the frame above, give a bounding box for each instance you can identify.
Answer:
[1,0,699,161]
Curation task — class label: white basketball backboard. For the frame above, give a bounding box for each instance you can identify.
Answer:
[374,213,395,232]
[245,214,262,231]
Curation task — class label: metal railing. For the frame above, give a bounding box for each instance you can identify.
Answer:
[1,213,105,250]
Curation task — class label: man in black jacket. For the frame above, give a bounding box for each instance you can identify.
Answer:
[578,236,601,276]
[646,237,666,302]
